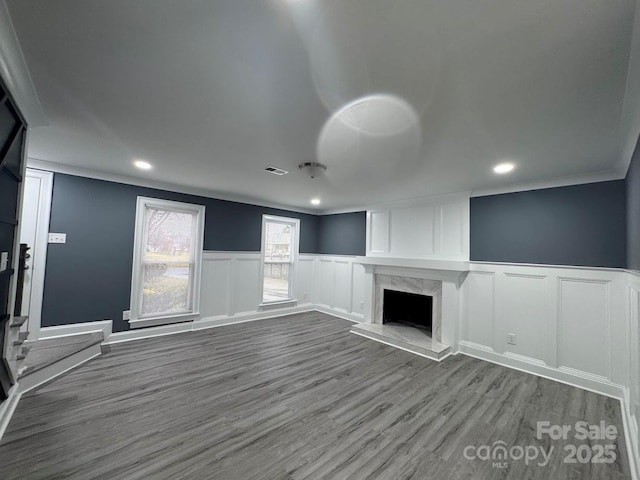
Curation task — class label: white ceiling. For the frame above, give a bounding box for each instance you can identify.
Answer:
[5,0,638,212]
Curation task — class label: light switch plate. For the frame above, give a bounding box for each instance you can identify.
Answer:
[48,233,67,244]
[0,252,8,272]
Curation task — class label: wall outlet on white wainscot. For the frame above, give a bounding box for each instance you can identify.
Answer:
[507,333,517,345]
[48,233,67,244]
[0,252,8,272]
[360,301,364,310]
[123,310,131,321]
[303,292,308,301]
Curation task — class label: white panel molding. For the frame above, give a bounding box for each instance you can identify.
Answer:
[557,277,612,380]
[367,210,390,255]
[458,341,625,399]
[464,263,626,397]
[366,193,469,260]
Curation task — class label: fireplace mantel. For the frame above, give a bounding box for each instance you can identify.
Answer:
[355,257,469,273]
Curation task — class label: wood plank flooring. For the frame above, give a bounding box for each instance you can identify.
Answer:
[0,312,632,479]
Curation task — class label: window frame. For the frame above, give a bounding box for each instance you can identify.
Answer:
[129,196,205,328]
[259,214,300,306]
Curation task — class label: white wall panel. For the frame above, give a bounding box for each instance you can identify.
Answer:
[318,259,335,307]
[390,205,435,256]
[367,194,469,260]
[500,273,547,361]
[351,263,366,316]
[296,257,315,304]
[368,210,389,254]
[232,258,261,315]
[558,278,610,378]
[440,202,464,256]
[462,272,495,348]
[200,258,231,317]
[333,261,352,312]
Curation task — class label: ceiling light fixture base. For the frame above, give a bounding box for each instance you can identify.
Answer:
[298,162,327,179]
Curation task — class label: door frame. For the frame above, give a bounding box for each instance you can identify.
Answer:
[21,168,53,340]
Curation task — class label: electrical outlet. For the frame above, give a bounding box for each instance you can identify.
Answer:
[507,333,517,345]
[303,292,308,301]
[123,310,131,321]
[0,252,8,272]
[48,233,67,244]
[360,301,364,310]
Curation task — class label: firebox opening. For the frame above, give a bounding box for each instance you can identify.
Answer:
[383,289,433,335]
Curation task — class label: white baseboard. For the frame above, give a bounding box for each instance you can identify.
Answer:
[104,304,317,345]
[39,320,112,342]
[314,304,364,323]
[458,340,625,399]
[0,385,22,441]
[18,343,103,395]
[194,304,315,330]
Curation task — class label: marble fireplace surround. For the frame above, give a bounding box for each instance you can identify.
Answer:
[356,257,470,350]
[375,274,443,342]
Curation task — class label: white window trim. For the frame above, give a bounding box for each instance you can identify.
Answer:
[129,197,205,328]
[259,214,300,306]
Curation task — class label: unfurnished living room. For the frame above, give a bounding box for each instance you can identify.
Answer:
[1,0,640,479]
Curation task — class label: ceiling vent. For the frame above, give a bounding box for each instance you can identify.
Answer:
[265,166,288,176]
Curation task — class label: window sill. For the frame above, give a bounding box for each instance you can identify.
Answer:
[258,299,298,309]
[128,313,199,329]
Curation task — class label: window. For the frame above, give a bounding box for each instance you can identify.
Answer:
[261,215,300,304]
[130,197,205,326]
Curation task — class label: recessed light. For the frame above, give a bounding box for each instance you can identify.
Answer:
[133,159,153,170]
[310,198,321,206]
[493,162,515,174]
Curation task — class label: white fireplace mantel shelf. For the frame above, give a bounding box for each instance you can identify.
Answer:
[354,257,470,273]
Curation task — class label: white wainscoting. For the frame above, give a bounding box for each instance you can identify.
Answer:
[313,256,365,322]
[366,193,470,261]
[626,271,640,477]
[461,263,628,397]
[198,252,364,325]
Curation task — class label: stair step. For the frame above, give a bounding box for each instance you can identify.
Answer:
[10,316,28,328]
[12,331,29,346]
[17,345,31,361]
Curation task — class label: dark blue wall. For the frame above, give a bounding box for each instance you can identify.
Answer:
[42,174,321,332]
[317,212,366,256]
[628,139,640,272]
[470,181,627,268]
[42,173,367,332]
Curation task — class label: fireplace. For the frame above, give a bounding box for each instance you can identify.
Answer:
[383,289,433,334]
[352,257,469,360]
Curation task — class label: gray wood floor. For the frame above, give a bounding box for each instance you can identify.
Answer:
[0,312,632,479]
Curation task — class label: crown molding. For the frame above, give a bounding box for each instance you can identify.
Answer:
[470,169,624,198]
[0,0,47,126]
[319,191,471,215]
[26,158,318,215]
